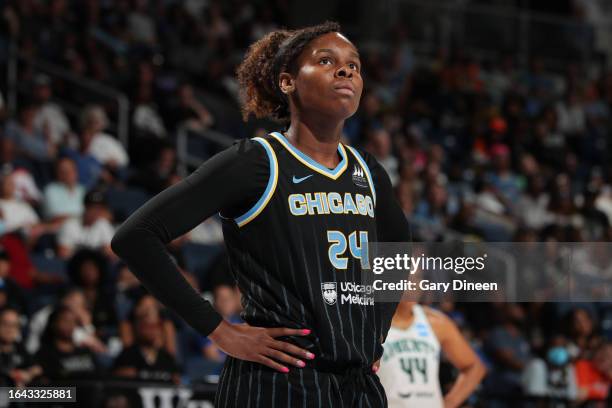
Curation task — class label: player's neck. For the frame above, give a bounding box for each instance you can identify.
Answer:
[285,119,344,169]
[392,302,416,329]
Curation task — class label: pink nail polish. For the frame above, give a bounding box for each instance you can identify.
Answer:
[297,360,305,368]
[280,367,289,373]
[301,329,311,335]
[306,352,315,359]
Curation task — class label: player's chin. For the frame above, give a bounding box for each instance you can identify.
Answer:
[328,96,360,118]
[324,105,357,121]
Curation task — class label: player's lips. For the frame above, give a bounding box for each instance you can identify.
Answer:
[333,82,356,96]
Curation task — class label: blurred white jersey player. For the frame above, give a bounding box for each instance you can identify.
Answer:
[379,304,443,407]
[378,301,486,408]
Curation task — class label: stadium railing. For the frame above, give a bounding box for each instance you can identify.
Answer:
[5,37,130,149]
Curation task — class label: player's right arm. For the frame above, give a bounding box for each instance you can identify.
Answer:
[427,308,487,408]
[111,138,313,373]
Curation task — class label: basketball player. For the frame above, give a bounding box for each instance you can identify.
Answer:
[377,300,486,408]
[112,21,412,406]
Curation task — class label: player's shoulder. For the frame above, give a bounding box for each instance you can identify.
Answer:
[422,306,453,328]
[422,306,459,341]
[344,145,387,180]
[422,305,445,318]
[345,144,376,166]
[224,135,276,164]
[230,135,266,154]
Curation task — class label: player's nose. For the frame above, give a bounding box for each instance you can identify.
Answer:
[335,65,353,79]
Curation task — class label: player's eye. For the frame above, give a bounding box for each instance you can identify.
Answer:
[319,57,332,65]
[349,62,360,72]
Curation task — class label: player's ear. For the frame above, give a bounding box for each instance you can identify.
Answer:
[279,73,295,95]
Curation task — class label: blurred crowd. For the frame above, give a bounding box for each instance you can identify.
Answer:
[0,0,612,406]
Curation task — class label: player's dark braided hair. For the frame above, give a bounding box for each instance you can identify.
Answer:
[236,21,341,124]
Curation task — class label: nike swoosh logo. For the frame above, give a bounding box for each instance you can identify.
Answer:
[292,174,313,184]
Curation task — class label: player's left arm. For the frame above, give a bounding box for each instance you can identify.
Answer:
[427,308,487,408]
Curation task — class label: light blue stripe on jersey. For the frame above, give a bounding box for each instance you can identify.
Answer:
[235,137,278,227]
[345,145,376,206]
[270,131,348,179]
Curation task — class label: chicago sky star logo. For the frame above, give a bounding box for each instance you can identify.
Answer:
[321,282,337,305]
[352,165,368,188]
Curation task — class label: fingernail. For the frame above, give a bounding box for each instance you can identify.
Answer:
[306,352,315,359]
[301,329,311,335]
[280,367,289,373]
[296,360,305,368]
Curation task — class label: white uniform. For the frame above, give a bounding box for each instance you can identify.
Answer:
[378,304,444,408]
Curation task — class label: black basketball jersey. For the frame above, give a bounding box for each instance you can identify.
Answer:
[221,131,386,367]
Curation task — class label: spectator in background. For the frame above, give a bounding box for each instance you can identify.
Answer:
[187,217,225,245]
[119,294,176,357]
[486,143,523,207]
[423,161,449,196]
[0,136,42,206]
[132,84,167,139]
[167,83,215,132]
[556,89,586,136]
[484,303,532,406]
[0,135,42,206]
[449,200,484,239]
[0,171,58,248]
[565,307,601,360]
[0,231,65,290]
[580,187,610,240]
[78,105,129,170]
[515,174,553,230]
[364,127,399,186]
[59,141,103,193]
[535,107,566,168]
[475,177,509,216]
[66,249,117,339]
[112,312,181,384]
[26,287,107,355]
[203,2,231,43]
[395,181,415,217]
[42,157,85,221]
[413,182,449,240]
[250,8,278,42]
[575,341,612,405]
[0,307,42,387]
[35,305,101,382]
[5,165,42,208]
[4,102,57,163]
[115,263,146,321]
[200,283,242,363]
[128,0,157,46]
[0,171,39,234]
[127,143,178,195]
[56,190,116,260]
[0,246,27,315]
[32,74,73,148]
[521,335,578,404]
